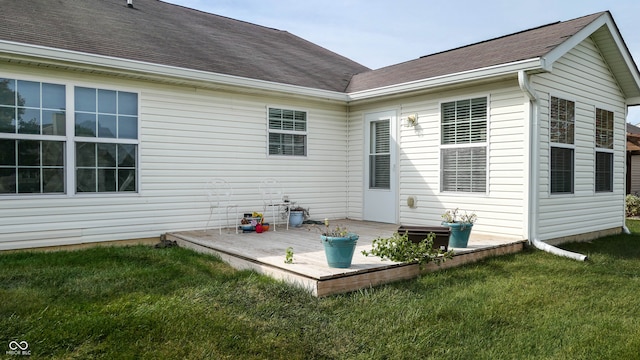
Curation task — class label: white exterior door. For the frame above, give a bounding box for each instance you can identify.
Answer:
[364,110,397,223]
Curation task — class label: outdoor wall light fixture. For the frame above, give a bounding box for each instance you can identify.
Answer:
[406,114,418,127]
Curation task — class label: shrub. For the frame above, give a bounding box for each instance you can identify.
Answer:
[626,194,640,217]
[361,231,453,267]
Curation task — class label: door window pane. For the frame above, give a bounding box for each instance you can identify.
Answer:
[369,120,390,189]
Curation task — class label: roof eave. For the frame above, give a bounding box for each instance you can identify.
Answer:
[542,12,640,101]
[347,58,545,101]
[627,97,640,106]
[0,40,349,102]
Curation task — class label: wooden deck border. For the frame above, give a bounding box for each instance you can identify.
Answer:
[166,220,526,297]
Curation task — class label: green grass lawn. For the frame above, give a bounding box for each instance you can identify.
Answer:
[1,223,640,359]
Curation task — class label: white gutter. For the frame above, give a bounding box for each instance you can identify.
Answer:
[519,70,588,261]
[0,40,349,102]
[349,58,543,101]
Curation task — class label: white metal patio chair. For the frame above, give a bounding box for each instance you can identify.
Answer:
[205,178,239,234]
[259,178,289,231]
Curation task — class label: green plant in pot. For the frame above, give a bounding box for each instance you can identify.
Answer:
[441,208,477,248]
[320,219,359,268]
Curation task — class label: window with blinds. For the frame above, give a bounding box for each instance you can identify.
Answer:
[550,96,575,194]
[550,147,574,193]
[595,108,614,192]
[268,107,307,156]
[440,97,487,193]
[369,120,390,189]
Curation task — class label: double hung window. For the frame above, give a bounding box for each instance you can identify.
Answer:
[268,108,307,156]
[74,87,138,193]
[0,78,66,194]
[440,97,487,193]
[549,96,575,194]
[0,79,140,196]
[595,108,614,192]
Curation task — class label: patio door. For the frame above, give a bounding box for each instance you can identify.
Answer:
[364,110,397,223]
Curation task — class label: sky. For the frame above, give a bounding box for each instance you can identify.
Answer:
[164,0,640,124]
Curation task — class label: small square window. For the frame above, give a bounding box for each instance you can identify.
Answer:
[268,107,307,156]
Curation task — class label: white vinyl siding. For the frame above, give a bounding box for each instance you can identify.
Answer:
[350,82,527,240]
[535,37,626,241]
[0,64,351,250]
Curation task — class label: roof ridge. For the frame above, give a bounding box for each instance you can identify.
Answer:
[157,0,285,33]
[418,12,607,61]
[418,21,560,60]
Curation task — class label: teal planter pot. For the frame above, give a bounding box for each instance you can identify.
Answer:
[289,211,304,227]
[320,233,359,268]
[442,222,473,248]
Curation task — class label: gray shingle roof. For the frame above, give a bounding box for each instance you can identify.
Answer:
[0,3,617,94]
[0,0,370,92]
[346,12,605,92]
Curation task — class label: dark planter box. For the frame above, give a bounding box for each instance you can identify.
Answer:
[397,226,450,251]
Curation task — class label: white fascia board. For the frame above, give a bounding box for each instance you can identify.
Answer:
[541,14,610,68]
[628,97,640,106]
[0,40,350,102]
[346,58,544,101]
[543,12,640,92]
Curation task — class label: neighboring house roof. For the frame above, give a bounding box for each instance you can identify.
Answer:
[627,124,640,153]
[0,0,369,92]
[628,132,640,153]
[0,2,639,101]
[347,12,640,103]
[627,123,640,135]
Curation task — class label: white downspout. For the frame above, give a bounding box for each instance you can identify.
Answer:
[519,71,588,261]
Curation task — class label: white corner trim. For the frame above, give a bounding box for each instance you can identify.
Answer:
[0,40,349,101]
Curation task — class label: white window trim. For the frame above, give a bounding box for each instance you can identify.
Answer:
[266,105,309,158]
[438,94,490,195]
